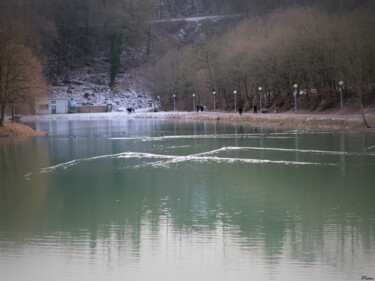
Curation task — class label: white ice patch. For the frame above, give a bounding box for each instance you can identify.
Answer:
[269,131,333,135]
[32,146,337,176]
[167,145,191,149]
[25,172,33,181]
[109,134,293,142]
[38,152,127,174]
[125,153,331,169]
[195,146,375,157]
[40,160,79,173]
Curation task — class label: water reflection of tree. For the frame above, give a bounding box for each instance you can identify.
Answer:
[37,154,375,270]
[0,137,50,235]
[210,162,375,268]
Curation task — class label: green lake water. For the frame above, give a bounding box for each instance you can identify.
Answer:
[1,119,375,281]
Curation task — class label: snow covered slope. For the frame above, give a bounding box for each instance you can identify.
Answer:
[49,48,153,112]
[47,14,241,112]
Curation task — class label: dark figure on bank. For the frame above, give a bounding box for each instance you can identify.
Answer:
[239,106,243,115]
[200,104,204,112]
[196,105,200,113]
[127,107,135,114]
[254,105,257,114]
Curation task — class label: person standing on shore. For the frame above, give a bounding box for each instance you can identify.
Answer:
[254,105,257,114]
[197,105,200,113]
[239,106,243,115]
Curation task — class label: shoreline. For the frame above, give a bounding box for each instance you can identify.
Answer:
[22,111,375,131]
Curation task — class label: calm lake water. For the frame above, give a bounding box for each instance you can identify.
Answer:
[1,119,375,281]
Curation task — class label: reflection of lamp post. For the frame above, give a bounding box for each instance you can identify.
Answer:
[192,94,196,112]
[173,94,176,111]
[233,90,237,112]
[213,90,216,111]
[293,84,298,112]
[258,87,262,112]
[338,81,344,114]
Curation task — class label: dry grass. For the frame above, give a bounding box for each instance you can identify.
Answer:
[136,112,375,131]
[0,123,44,138]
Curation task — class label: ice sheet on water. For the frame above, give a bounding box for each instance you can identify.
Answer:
[28,146,339,178]
[125,153,334,169]
[197,146,375,157]
[167,145,191,149]
[108,134,293,142]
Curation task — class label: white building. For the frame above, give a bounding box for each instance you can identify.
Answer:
[35,98,68,115]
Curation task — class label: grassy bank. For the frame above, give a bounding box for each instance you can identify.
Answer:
[22,111,375,131]
[0,123,43,138]
[135,112,375,131]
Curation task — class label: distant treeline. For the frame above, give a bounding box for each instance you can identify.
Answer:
[1,0,373,83]
[1,0,155,82]
[146,6,375,123]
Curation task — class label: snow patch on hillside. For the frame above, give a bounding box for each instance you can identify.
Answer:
[49,50,154,112]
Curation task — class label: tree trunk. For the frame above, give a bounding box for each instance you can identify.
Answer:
[0,103,7,127]
[222,89,229,109]
[243,78,252,109]
[147,25,151,55]
[11,105,15,123]
[358,87,371,128]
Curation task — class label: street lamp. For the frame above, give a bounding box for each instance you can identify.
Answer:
[192,94,196,112]
[338,81,344,113]
[173,94,176,111]
[233,90,237,112]
[293,84,298,112]
[258,87,262,112]
[156,95,160,111]
[213,90,216,111]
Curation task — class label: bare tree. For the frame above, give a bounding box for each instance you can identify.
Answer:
[338,10,375,128]
[0,43,46,126]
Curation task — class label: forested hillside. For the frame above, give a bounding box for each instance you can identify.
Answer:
[147,7,375,115]
[146,1,375,128]
[0,0,374,126]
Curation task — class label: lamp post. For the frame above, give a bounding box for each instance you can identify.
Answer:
[293,84,298,112]
[338,81,344,114]
[192,94,196,112]
[173,94,176,111]
[213,90,216,111]
[156,95,160,111]
[258,87,262,112]
[233,90,237,112]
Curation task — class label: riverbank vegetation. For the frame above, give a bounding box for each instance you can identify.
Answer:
[0,123,42,137]
[146,5,375,127]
